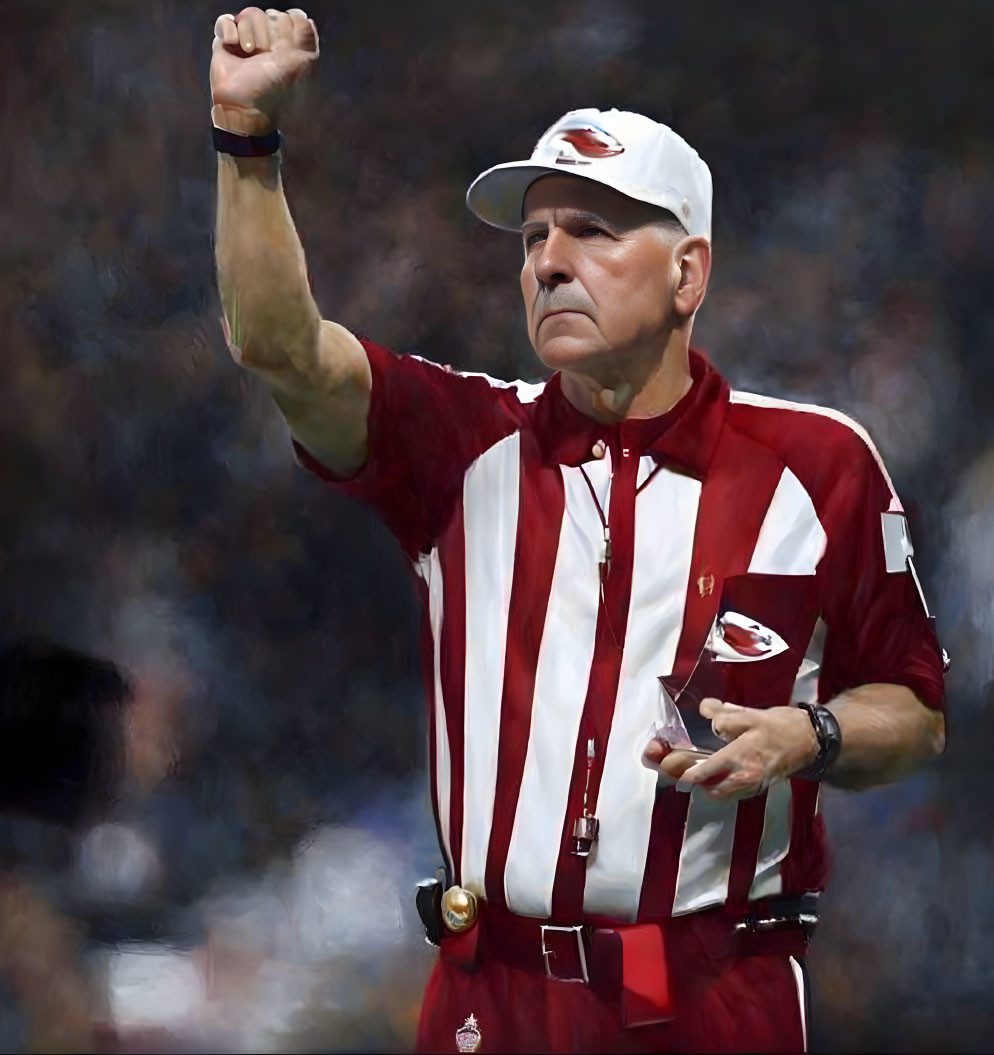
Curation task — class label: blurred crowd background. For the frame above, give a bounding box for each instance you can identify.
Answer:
[1,0,992,1050]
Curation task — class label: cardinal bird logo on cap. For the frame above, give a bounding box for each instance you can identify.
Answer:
[552,125,625,165]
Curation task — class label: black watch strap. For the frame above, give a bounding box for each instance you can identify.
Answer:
[212,125,282,157]
[795,702,842,781]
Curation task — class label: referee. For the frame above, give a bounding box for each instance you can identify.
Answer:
[211,10,946,1053]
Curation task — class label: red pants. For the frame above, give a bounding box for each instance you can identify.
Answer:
[416,913,808,1054]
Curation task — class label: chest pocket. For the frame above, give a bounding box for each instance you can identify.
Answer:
[664,572,821,731]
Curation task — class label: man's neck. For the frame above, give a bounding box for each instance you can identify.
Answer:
[559,337,693,424]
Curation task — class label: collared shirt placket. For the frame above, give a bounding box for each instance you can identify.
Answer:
[551,427,641,922]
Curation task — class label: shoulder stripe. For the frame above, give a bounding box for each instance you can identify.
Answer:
[729,389,901,509]
[408,354,547,405]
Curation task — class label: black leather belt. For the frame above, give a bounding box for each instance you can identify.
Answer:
[416,878,819,963]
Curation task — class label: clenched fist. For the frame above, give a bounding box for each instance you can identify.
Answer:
[211,8,319,136]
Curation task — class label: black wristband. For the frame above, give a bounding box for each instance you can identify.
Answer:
[795,702,842,781]
[212,125,282,157]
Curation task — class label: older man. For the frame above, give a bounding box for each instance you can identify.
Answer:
[210,9,946,1053]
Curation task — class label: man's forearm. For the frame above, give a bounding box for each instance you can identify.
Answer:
[825,683,945,790]
[214,151,322,390]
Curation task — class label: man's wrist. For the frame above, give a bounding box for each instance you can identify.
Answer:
[211,103,278,138]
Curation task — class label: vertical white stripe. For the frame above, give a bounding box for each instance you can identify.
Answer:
[792,617,826,705]
[748,780,792,900]
[740,614,829,900]
[746,610,828,903]
[636,453,655,490]
[671,792,738,915]
[747,611,831,907]
[423,548,452,872]
[790,955,808,1052]
[503,462,605,917]
[584,468,702,920]
[748,467,827,575]
[461,433,521,895]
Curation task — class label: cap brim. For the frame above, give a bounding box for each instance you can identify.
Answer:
[465,160,695,236]
[466,162,587,232]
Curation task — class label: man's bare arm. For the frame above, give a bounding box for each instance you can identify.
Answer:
[821,683,945,790]
[211,8,370,476]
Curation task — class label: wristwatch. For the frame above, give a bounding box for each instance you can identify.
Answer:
[212,125,282,157]
[795,702,842,781]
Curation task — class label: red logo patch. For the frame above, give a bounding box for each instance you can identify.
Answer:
[718,621,772,658]
[557,126,624,158]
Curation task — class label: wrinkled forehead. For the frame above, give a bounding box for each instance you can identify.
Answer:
[521,172,666,228]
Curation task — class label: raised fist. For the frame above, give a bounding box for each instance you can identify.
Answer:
[211,8,319,136]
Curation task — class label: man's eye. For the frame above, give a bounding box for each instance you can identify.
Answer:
[579,226,604,237]
[525,233,545,249]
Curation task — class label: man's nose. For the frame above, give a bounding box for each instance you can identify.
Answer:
[534,227,575,288]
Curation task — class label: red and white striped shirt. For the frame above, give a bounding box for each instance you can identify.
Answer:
[294,341,944,925]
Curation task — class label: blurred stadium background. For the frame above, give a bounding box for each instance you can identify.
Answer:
[1,0,992,1050]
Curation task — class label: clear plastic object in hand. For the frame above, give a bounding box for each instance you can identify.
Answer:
[648,684,697,751]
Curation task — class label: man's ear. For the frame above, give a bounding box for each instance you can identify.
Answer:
[673,236,712,318]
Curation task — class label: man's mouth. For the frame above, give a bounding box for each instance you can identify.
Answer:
[541,309,586,324]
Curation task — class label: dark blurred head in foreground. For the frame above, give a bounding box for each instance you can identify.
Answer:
[0,638,130,838]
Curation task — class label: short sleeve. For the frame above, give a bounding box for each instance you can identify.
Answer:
[816,434,945,711]
[291,339,522,559]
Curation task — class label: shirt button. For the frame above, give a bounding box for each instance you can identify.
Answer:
[591,440,606,459]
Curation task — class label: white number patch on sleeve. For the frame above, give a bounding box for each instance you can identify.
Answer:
[881,511,915,573]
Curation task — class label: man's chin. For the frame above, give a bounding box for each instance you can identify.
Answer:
[533,335,607,375]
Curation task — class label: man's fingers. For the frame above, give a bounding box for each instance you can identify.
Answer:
[671,740,738,786]
[680,750,767,800]
[699,765,768,801]
[235,12,255,52]
[672,749,729,789]
[656,748,710,786]
[698,697,724,720]
[642,739,668,767]
[700,697,756,742]
[265,8,293,41]
[247,6,273,49]
[235,6,271,52]
[214,13,239,47]
[713,709,755,741]
[288,9,319,52]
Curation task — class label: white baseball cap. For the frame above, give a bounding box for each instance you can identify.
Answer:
[466,107,712,240]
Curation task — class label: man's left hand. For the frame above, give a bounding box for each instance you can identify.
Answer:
[644,698,819,801]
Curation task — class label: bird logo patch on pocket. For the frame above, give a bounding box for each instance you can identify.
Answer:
[707,610,790,663]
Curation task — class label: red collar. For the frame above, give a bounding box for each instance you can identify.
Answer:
[532,349,729,479]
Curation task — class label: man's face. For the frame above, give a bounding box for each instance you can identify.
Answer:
[520,174,684,378]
